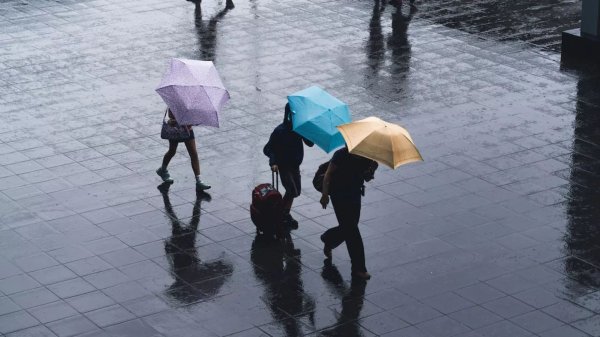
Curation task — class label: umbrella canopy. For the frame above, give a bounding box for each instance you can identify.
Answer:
[287,86,351,153]
[337,116,423,169]
[156,58,229,127]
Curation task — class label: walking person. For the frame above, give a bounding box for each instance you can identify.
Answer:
[319,146,378,280]
[156,108,211,191]
[263,103,314,229]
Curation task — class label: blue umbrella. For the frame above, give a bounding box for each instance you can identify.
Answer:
[287,86,351,153]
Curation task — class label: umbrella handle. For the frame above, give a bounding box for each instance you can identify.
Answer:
[272,171,279,191]
[163,108,191,136]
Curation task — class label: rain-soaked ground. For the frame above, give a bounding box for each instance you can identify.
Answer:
[1,0,600,336]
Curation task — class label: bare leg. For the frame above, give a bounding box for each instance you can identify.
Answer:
[162,141,179,168]
[184,139,200,176]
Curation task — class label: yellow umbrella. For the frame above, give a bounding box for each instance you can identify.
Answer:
[336,116,423,169]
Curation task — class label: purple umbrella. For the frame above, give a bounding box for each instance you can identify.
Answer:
[156,58,230,127]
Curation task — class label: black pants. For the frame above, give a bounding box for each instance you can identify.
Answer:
[321,197,366,273]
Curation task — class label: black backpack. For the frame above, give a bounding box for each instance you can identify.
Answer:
[313,159,378,194]
[312,161,330,192]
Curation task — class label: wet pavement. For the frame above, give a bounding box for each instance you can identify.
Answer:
[0,0,600,336]
[414,0,583,52]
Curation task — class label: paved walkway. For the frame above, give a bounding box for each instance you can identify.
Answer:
[1,0,600,336]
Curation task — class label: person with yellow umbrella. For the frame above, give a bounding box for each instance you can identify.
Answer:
[319,116,422,280]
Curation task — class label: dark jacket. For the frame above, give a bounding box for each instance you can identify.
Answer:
[329,147,378,202]
[263,105,314,168]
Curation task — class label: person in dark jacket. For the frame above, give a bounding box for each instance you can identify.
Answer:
[264,103,314,229]
[319,147,378,280]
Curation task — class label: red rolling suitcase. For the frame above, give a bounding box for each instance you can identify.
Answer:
[250,172,284,238]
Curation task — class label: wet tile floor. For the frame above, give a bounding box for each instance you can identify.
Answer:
[1,0,600,336]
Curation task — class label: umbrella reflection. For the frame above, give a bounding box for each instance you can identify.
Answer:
[194,0,234,61]
[251,235,316,336]
[159,184,233,304]
[319,262,368,337]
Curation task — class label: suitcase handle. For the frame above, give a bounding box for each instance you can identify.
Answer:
[272,171,279,191]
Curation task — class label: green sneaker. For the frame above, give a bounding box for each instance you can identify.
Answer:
[156,167,173,183]
[196,180,211,190]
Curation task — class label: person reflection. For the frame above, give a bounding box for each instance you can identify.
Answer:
[319,261,368,337]
[251,235,315,336]
[193,0,234,61]
[365,0,385,84]
[387,0,416,83]
[564,74,600,292]
[159,183,233,304]
[364,0,415,98]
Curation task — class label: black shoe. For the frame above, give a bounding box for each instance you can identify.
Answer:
[320,234,332,259]
[284,213,298,230]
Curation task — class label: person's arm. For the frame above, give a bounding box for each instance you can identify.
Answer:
[166,108,177,126]
[320,162,336,209]
[264,131,279,171]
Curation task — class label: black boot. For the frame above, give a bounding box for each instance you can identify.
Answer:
[284,213,298,230]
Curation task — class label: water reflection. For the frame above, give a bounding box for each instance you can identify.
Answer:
[251,235,315,336]
[320,262,368,337]
[159,183,233,304]
[388,0,415,84]
[365,0,385,81]
[194,0,234,61]
[416,0,578,52]
[365,0,415,97]
[564,74,600,291]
